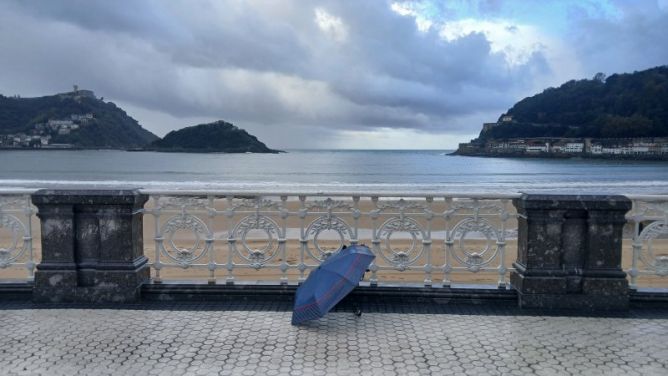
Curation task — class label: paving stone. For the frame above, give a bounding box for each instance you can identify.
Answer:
[0,303,667,375]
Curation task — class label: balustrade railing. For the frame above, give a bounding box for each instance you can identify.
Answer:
[0,189,37,280]
[626,195,668,290]
[0,189,667,292]
[140,191,521,287]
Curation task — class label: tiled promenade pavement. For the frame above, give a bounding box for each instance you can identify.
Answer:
[1,302,667,376]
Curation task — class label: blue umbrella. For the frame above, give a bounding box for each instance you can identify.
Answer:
[292,245,375,325]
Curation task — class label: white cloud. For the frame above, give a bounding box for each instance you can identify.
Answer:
[439,19,540,66]
[314,8,348,43]
[390,2,433,31]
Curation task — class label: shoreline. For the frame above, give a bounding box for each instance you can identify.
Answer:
[450,150,668,161]
[0,147,285,154]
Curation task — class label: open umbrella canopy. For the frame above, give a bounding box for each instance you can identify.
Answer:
[292,245,375,325]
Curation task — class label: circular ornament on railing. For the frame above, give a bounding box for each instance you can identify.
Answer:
[0,214,27,268]
[305,215,353,261]
[638,221,668,276]
[450,218,500,272]
[231,215,281,269]
[377,217,425,271]
[160,213,211,266]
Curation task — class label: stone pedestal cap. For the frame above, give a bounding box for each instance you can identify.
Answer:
[32,189,147,206]
[514,194,631,211]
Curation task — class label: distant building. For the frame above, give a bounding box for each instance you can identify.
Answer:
[71,113,94,121]
[550,141,567,153]
[564,142,584,153]
[602,146,621,154]
[76,90,95,98]
[48,119,74,127]
[507,140,526,152]
[526,142,549,153]
[632,142,651,154]
[501,115,513,123]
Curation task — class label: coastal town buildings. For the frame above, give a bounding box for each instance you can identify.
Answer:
[0,112,93,148]
[457,137,668,159]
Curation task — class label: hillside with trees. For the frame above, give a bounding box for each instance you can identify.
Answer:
[480,66,668,140]
[149,120,279,153]
[0,89,158,148]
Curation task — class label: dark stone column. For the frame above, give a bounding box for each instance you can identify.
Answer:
[32,190,149,303]
[510,194,631,310]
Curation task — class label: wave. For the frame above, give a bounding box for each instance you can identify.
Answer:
[1,178,668,194]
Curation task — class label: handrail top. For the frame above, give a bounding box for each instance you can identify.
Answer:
[0,188,39,195]
[1,187,668,201]
[138,189,522,199]
[624,194,668,202]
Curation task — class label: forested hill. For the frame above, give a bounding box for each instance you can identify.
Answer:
[0,90,158,148]
[149,120,279,153]
[480,66,668,140]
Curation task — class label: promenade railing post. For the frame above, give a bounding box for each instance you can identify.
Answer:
[32,190,149,303]
[511,194,632,310]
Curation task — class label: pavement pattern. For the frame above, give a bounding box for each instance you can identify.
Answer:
[1,302,667,376]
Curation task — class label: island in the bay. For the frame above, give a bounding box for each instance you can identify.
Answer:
[453,65,668,160]
[147,120,280,153]
[0,86,278,153]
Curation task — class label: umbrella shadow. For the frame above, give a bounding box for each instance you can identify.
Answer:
[293,312,367,332]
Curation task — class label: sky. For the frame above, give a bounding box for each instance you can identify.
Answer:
[1,0,667,149]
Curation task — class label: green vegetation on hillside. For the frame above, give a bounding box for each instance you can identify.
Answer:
[481,66,668,140]
[149,120,279,153]
[0,91,158,148]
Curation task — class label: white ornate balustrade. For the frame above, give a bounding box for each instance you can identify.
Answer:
[626,195,668,289]
[0,189,37,280]
[140,191,521,287]
[0,189,667,291]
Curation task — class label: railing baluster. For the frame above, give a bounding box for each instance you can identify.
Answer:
[424,196,433,287]
[369,196,379,286]
[225,195,235,285]
[279,195,288,285]
[443,197,452,288]
[497,199,509,288]
[298,195,307,282]
[23,195,35,279]
[152,195,162,283]
[206,195,216,284]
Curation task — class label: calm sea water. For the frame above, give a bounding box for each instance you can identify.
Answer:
[0,149,667,194]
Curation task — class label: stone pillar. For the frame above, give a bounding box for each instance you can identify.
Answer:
[510,194,631,310]
[32,190,149,303]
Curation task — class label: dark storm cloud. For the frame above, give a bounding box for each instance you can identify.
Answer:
[0,0,666,146]
[570,3,668,77]
[1,0,546,137]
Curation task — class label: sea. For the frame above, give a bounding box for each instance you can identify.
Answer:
[0,149,667,195]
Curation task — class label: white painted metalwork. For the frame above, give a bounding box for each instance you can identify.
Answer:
[140,190,521,287]
[1,187,664,289]
[626,195,668,289]
[0,191,37,280]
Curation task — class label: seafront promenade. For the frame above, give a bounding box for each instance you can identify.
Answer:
[1,301,667,376]
[1,188,667,375]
